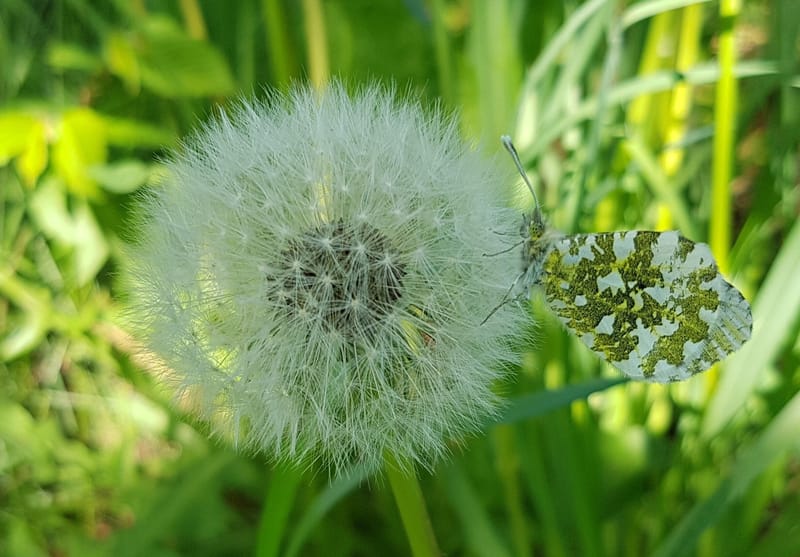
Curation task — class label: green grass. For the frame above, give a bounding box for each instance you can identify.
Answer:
[1,1,798,556]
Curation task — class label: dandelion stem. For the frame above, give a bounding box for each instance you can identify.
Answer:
[385,454,441,557]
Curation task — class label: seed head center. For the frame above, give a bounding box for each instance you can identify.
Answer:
[271,220,406,338]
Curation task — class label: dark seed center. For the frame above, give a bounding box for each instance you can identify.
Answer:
[269,220,406,338]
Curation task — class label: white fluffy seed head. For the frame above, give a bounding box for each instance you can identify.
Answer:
[125,82,525,476]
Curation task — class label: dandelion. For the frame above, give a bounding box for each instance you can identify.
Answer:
[126,82,523,476]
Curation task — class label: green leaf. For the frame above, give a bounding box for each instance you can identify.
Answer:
[51,108,108,198]
[621,0,712,28]
[28,178,109,286]
[703,219,800,437]
[139,36,235,97]
[28,178,74,242]
[88,159,156,194]
[16,121,47,187]
[496,377,628,424]
[255,465,303,557]
[71,200,110,285]
[463,0,523,141]
[748,497,800,556]
[441,462,512,557]
[102,115,176,148]
[0,111,47,185]
[0,111,38,163]
[109,18,236,99]
[0,271,50,360]
[108,453,235,557]
[653,391,800,557]
[623,135,697,237]
[283,465,370,557]
[104,32,141,94]
[4,516,49,557]
[47,41,104,72]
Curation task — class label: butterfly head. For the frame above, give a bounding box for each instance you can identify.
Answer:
[501,136,550,283]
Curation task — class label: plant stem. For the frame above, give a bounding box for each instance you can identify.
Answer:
[302,0,330,91]
[710,0,739,273]
[262,0,294,87]
[430,0,454,106]
[492,425,531,557]
[178,0,207,40]
[385,454,441,557]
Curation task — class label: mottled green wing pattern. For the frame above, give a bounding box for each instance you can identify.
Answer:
[540,230,752,382]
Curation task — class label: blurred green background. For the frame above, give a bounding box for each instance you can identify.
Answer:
[1,1,798,556]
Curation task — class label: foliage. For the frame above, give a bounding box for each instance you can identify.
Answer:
[1,0,798,556]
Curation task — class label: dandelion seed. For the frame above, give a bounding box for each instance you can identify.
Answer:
[126,82,523,475]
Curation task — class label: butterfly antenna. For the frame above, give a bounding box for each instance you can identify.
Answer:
[501,135,543,227]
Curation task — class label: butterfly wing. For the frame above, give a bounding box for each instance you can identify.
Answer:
[540,230,752,382]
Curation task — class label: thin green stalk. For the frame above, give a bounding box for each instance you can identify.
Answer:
[262,0,294,87]
[236,0,256,88]
[625,9,674,145]
[492,425,531,557]
[706,0,739,397]
[624,136,697,237]
[657,4,703,230]
[519,425,568,557]
[548,395,602,557]
[620,8,676,231]
[710,0,739,273]
[284,465,371,557]
[703,219,800,436]
[301,0,329,91]
[574,6,619,233]
[523,0,606,88]
[430,0,455,106]
[441,462,512,557]
[660,3,703,174]
[524,59,778,160]
[256,464,304,557]
[178,0,207,40]
[385,454,441,557]
[654,389,800,557]
[63,0,109,36]
[621,0,712,28]
[469,0,522,142]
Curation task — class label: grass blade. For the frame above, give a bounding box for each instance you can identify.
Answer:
[654,390,800,557]
[703,219,800,436]
[496,377,628,425]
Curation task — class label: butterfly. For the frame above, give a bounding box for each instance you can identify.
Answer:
[501,135,752,382]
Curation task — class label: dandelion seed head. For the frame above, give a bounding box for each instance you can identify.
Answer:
[127,82,525,475]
